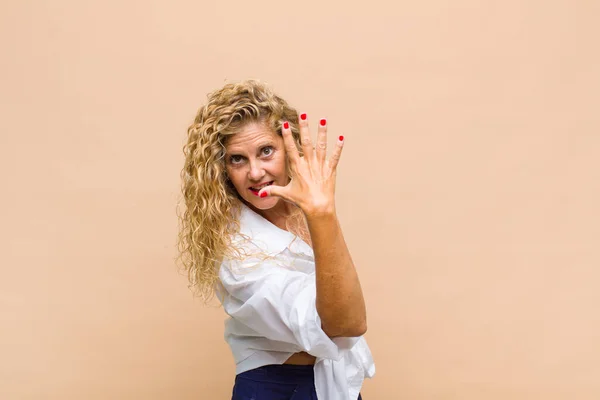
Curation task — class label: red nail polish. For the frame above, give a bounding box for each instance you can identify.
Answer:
[339,135,344,141]
[260,191,268,198]
[283,121,289,129]
[300,113,307,120]
[320,119,326,126]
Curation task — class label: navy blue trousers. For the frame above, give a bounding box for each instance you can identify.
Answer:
[231,364,362,400]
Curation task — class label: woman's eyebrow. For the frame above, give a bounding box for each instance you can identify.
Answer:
[257,141,275,148]
[227,142,275,156]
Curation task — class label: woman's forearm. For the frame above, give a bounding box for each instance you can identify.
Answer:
[305,210,367,337]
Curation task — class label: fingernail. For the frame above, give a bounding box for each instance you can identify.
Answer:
[283,121,290,129]
[260,191,268,198]
[339,135,344,141]
[300,113,307,121]
[320,119,326,126]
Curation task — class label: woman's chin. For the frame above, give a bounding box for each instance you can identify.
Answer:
[245,195,280,210]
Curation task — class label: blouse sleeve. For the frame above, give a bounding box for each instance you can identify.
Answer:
[218,256,360,361]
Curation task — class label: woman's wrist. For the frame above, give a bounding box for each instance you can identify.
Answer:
[302,202,337,220]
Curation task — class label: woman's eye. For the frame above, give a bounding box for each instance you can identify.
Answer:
[230,155,244,164]
[262,146,273,156]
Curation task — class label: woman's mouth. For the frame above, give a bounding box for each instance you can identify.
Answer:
[249,181,274,196]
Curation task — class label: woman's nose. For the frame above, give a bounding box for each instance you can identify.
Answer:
[248,160,265,180]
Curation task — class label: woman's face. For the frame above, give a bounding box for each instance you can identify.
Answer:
[224,121,289,211]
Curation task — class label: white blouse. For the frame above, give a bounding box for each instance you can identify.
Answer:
[215,202,375,400]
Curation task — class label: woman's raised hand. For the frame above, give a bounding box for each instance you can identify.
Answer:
[258,114,344,217]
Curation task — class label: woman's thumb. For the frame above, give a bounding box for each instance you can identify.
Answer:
[259,184,288,201]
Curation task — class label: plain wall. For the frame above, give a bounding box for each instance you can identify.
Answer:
[1,0,599,398]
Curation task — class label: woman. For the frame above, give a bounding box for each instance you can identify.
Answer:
[177,80,375,400]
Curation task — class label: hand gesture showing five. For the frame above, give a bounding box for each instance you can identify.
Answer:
[258,115,345,217]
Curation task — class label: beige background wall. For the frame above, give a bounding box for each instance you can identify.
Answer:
[1,0,599,399]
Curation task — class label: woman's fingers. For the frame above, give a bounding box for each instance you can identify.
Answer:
[316,118,327,167]
[327,135,344,173]
[282,113,341,177]
[298,114,315,165]
[280,121,300,165]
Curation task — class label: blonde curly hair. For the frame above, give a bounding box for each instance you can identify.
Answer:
[176,79,308,304]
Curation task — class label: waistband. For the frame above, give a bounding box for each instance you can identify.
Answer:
[236,364,315,384]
